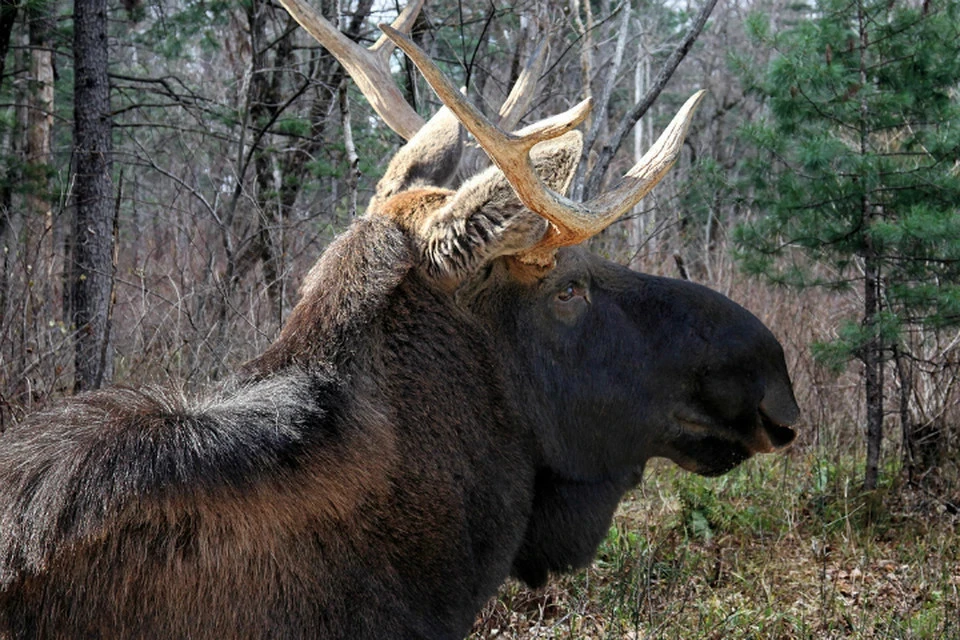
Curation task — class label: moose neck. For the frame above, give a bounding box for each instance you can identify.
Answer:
[244,215,417,377]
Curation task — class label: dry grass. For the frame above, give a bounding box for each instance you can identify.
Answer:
[471,453,960,639]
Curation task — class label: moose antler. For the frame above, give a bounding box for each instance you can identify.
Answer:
[382,24,705,266]
[276,0,426,140]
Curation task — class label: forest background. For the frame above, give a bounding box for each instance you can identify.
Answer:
[0,0,957,636]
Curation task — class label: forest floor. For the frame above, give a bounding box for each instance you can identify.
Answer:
[471,452,960,639]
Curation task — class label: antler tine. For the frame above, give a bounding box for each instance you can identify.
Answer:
[587,90,705,216]
[497,38,549,132]
[382,25,590,148]
[277,0,425,140]
[370,0,425,65]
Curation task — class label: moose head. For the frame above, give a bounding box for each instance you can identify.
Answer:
[0,2,798,638]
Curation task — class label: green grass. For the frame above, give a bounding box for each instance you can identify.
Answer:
[471,453,959,639]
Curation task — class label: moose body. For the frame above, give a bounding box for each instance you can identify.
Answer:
[0,6,798,638]
[0,219,538,638]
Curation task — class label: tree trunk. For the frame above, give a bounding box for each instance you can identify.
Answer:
[339,81,359,218]
[626,26,655,263]
[0,0,17,96]
[71,0,114,392]
[858,0,882,490]
[571,3,630,202]
[248,0,286,320]
[892,343,915,480]
[27,3,54,212]
[27,1,57,322]
[862,251,884,491]
[246,0,370,324]
[569,0,594,118]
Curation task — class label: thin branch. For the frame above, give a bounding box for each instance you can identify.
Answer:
[583,0,719,200]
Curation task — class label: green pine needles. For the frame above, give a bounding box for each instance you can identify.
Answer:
[735,0,960,488]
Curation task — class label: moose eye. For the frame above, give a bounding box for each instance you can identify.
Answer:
[557,284,577,302]
[557,282,589,303]
[552,282,589,325]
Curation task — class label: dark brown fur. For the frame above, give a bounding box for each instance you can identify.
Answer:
[1,244,533,637]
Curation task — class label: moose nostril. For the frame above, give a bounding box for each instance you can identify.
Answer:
[756,375,799,451]
[760,415,797,449]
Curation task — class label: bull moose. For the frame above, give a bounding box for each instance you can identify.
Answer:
[0,1,799,638]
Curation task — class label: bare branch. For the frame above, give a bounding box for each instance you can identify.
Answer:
[583,0,719,200]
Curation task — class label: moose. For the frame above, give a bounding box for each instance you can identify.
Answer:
[0,1,799,638]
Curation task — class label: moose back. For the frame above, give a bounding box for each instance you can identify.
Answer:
[0,4,798,639]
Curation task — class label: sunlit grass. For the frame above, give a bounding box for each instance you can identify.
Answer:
[471,452,959,639]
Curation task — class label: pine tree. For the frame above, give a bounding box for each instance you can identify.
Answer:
[736,0,960,489]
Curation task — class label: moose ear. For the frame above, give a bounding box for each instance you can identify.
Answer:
[369,107,464,211]
[416,130,583,282]
[528,129,584,196]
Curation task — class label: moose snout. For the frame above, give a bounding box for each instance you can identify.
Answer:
[668,344,799,472]
[700,316,800,456]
